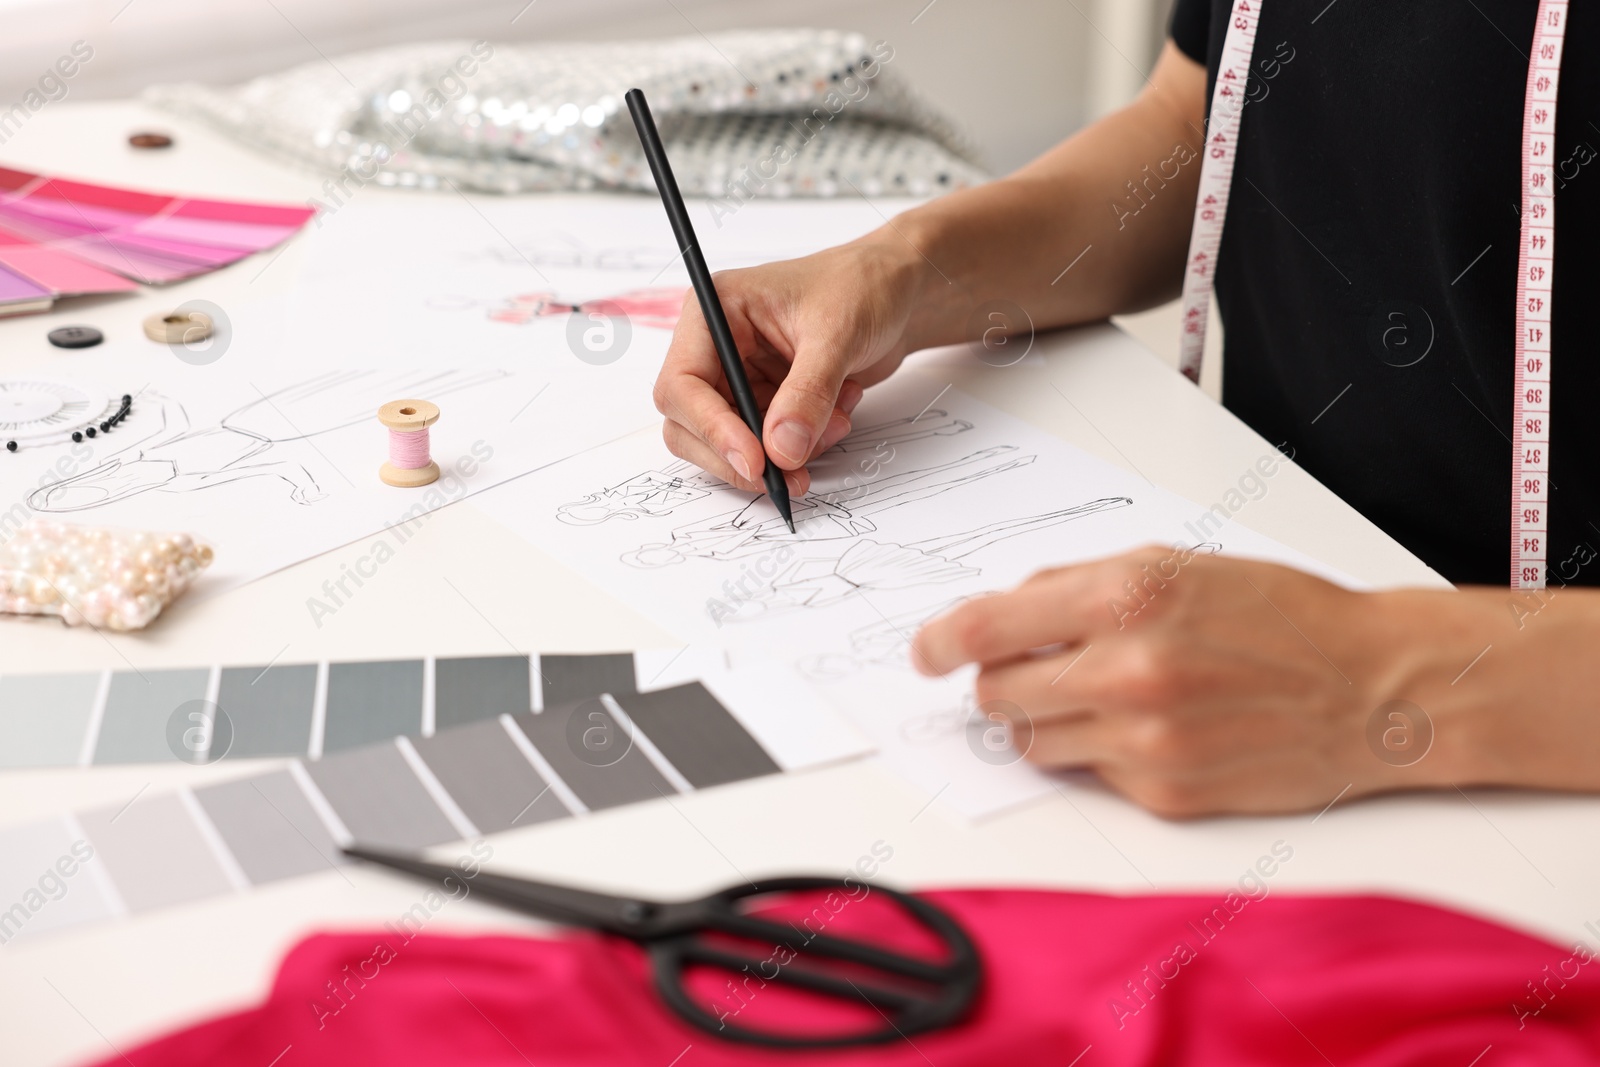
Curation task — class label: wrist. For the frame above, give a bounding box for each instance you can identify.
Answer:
[853,210,961,354]
[1356,589,1498,789]
[1300,585,1501,796]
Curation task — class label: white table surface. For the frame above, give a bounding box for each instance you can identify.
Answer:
[1,102,1595,1067]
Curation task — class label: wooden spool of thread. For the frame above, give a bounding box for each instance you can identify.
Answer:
[378,399,440,488]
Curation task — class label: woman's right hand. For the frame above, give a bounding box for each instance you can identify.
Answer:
[652,233,930,496]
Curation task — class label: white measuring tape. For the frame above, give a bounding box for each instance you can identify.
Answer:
[1178,0,1569,590]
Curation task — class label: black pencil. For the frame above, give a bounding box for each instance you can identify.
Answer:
[624,87,795,533]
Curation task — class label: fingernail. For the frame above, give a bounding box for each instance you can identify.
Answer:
[769,420,811,465]
[723,450,753,482]
[784,471,806,495]
[841,386,864,415]
[818,413,852,452]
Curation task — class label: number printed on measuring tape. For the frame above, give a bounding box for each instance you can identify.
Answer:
[1176,0,1568,589]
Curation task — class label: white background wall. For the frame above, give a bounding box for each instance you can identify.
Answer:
[0,0,1173,173]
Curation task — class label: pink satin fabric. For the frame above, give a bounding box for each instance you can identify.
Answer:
[89,890,1600,1066]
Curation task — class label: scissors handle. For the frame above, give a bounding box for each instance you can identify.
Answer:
[704,906,959,984]
[665,939,928,1011]
[651,877,982,1049]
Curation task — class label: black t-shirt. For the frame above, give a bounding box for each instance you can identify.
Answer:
[1169,0,1600,586]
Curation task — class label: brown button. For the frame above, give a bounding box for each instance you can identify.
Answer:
[128,132,173,149]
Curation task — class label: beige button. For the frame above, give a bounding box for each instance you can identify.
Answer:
[143,310,214,344]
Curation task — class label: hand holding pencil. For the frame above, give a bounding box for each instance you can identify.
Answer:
[627,89,922,504]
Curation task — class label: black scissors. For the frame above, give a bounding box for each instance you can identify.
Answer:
[344,844,982,1048]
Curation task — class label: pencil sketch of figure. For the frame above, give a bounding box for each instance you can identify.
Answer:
[28,369,509,513]
[465,231,806,274]
[798,598,969,681]
[555,409,977,528]
[487,288,687,331]
[557,459,732,525]
[795,543,1220,681]
[826,409,974,452]
[623,446,1046,569]
[714,499,1133,624]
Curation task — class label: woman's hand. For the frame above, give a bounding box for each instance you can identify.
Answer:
[653,235,929,496]
[909,547,1589,818]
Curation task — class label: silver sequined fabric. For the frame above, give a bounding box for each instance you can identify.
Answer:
[146,30,988,198]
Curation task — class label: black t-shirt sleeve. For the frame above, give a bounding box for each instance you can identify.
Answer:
[1169,0,1211,64]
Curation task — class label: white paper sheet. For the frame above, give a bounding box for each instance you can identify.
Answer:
[474,371,1358,817]
[0,347,657,596]
[0,196,925,603]
[635,647,873,772]
[276,195,923,372]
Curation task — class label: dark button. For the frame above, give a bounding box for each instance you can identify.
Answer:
[5,441,15,453]
[48,326,103,349]
[129,132,173,149]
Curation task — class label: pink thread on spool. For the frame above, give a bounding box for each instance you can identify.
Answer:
[388,425,432,469]
[377,399,441,488]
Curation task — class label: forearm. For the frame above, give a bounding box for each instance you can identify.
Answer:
[862,42,1208,352]
[1371,583,1600,793]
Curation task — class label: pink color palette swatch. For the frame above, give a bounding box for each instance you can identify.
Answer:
[0,167,316,314]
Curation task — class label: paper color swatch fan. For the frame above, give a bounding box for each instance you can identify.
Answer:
[0,167,316,315]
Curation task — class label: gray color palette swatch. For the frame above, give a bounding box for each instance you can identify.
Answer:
[194,769,345,885]
[0,651,672,768]
[322,660,423,753]
[539,653,636,707]
[0,655,825,941]
[216,664,318,759]
[78,793,234,913]
[435,655,531,730]
[0,817,118,942]
[410,718,569,833]
[93,668,211,765]
[304,744,458,849]
[0,672,100,767]
[511,699,676,810]
[615,683,780,788]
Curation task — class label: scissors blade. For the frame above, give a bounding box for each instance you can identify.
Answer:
[343,844,658,933]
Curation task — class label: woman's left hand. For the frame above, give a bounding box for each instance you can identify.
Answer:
[911,546,1512,818]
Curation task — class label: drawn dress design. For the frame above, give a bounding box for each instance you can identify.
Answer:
[29,369,509,512]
